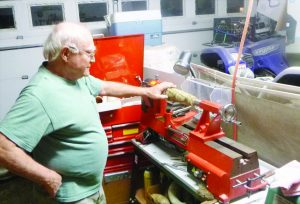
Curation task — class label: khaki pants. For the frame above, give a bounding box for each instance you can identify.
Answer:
[32,184,107,204]
[0,176,33,204]
[0,176,106,204]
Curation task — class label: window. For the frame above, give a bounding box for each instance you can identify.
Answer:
[196,0,215,15]
[78,2,108,22]
[227,0,244,13]
[160,0,183,17]
[30,4,64,26]
[0,7,16,29]
[121,0,147,11]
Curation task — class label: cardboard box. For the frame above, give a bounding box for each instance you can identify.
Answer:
[103,171,132,204]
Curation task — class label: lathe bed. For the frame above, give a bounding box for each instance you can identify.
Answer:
[131,139,276,203]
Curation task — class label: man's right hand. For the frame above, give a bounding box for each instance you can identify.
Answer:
[0,133,63,199]
[41,170,62,198]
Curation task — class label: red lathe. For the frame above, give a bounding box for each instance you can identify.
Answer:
[138,87,267,203]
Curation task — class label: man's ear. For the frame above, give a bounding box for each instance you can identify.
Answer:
[61,47,70,62]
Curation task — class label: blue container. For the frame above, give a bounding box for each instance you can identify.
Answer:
[106,10,162,46]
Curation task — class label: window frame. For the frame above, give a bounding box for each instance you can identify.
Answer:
[226,0,245,14]
[0,6,17,30]
[28,2,65,28]
[0,1,24,45]
[195,0,216,16]
[120,0,148,12]
[160,0,184,18]
[77,0,109,23]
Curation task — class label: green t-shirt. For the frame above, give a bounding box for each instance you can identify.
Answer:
[0,63,108,202]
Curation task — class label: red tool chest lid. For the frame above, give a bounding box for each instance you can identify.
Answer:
[90,34,144,86]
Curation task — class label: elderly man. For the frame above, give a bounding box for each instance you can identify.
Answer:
[0,22,174,204]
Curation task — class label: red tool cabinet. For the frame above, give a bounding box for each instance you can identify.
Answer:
[90,34,144,175]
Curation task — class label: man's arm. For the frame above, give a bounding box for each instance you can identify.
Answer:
[0,133,62,198]
[99,81,175,99]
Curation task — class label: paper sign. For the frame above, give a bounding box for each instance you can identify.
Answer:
[257,0,287,22]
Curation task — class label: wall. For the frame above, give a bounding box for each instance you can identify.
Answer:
[288,0,300,39]
[0,46,44,120]
[0,0,256,119]
[286,0,300,66]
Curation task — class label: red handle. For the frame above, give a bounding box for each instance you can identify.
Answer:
[244,180,268,191]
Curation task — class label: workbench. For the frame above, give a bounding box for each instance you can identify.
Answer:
[131,139,276,204]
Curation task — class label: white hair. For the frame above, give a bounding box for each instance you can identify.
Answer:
[43,22,92,62]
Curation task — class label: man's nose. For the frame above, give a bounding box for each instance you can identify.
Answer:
[90,56,95,63]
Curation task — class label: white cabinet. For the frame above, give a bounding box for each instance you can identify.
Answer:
[0,46,44,120]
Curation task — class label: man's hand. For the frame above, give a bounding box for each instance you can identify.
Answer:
[146,81,176,99]
[40,170,62,198]
[0,133,62,198]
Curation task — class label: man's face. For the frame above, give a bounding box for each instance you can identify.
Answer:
[66,39,96,79]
